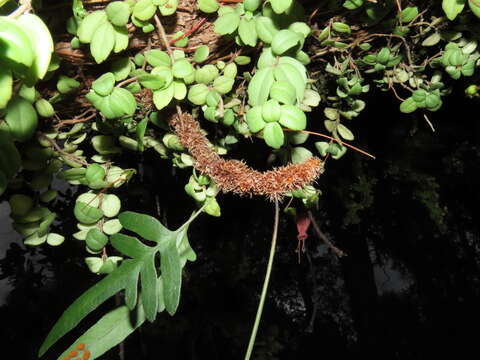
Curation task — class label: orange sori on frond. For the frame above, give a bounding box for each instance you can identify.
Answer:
[62,344,90,360]
[170,112,324,200]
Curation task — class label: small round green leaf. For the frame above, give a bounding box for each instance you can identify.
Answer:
[214,12,241,35]
[74,201,104,224]
[193,45,210,62]
[262,99,281,123]
[172,58,194,79]
[263,122,284,149]
[106,1,131,27]
[400,97,417,113]
[278,105,306,130]
[188,83,209,105]
[86,228,109,251]
[133,0,156,21]
[46,233,65,246]
[77,10,108,43]
[9,194,34,216]
[90,22,115,63]
[101,194,121,217]
[198,0,220,13]
[92,72,116,96]
[153,83,175,110]
[271,29,302,55]
[5,97,38,142]
[213,75,234,94]
[246,106,266,133]
[145,49,172,67]
[270,81,296,105]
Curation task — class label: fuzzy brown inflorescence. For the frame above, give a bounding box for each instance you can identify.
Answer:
[171,113,324,200]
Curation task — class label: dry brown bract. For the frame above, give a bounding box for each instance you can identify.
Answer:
[171,113,324,200]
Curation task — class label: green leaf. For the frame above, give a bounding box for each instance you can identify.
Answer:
[400,97,417,113]
[271,29,302,55]
[110,87,137,116]
[244,0,261,11]
[92,135,122,155]
[193,45,210,62]
[0,17,34,72]
[270,81,296,105]
[24,232,47,246]
[263,122,284,149]
[194,64,219,84]
[57,75,80,94]
[35,99,55,118]
[46,232,65,247]
[103,219,123,235]
[188,83,210,105]
[332,22,351,35]
[113,25,129,53]
[90,22,115,63]
[92,72,116,96]
[159,0,178,15]
[469,0,480,17]
[17,13,54,82]
[172,58,194,79]
[145,49,172,67]
[119,211,172,243]
[255,16,278,44]
[111,57,132,81]
[246,106,266,133]
[337,123,354,141]
[214,12,241,35]
[38,260,141,357]
[278,105,306,130]
[101,194,122,218]
[56,305,146,360]
[141,253,158,320]
[0,68,12,109]
[161,240,182,315]
[133,0,156,21]
[291,146,312,164]
[399,6,419,23]
[138,73,168,90]
[262,99,281,122]
[106,1,131,26]
[5,96,38,142]
[173,81,187,100]
[153,83,175,110]
[270,0,293,14]
[247,67,275,106]
[136,117,149,151]
[238,18,258,47]
[198,0,220,13]
[74,201,104,224]
[213,75,234,94]
[442,0,466,20]
[86,228,109,251]
[273,62,306,103]
[77,10,108,43]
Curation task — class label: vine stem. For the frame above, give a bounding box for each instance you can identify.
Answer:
[283,128,376,160]
[244,198,280,360]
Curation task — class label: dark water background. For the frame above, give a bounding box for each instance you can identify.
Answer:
[0,89,479,360]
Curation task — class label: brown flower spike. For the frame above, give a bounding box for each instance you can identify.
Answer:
[171,113,324,200]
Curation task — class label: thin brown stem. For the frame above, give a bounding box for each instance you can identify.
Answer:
[307,211,346,258]
[283,128,376,160]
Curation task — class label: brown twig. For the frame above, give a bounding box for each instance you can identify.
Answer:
[283,129,376,160]
[38,132,88,166]
[55,113,96,129]
[170,17,207,45]
[307,211,346,258]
